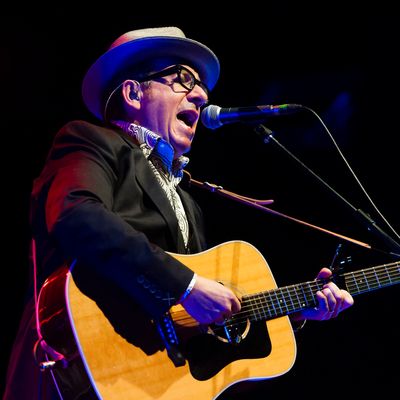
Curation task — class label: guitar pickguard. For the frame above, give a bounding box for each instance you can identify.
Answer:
[183,320,271,381]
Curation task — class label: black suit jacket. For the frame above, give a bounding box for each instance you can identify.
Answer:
[30,120,207,318]
[3,120,209,400]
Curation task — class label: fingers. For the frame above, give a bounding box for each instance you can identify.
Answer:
[322,283,343,312]
[312,267,354,318]
[316,267,333,279]
[316,288,341,319]
[215,293,241,324]
[316,281,354,319]
[214,313,230,326]
[181,276,241,325]
[231,294,242,313]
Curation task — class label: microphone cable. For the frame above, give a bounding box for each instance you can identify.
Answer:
[306,106,400,243]
[257,105,400,254]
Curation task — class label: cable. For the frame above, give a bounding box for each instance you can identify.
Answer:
[303,106,400,242]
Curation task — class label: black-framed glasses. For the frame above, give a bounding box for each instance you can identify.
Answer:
[138,65,209,96]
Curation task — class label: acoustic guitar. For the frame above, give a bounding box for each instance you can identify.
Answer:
[37,240,399,400]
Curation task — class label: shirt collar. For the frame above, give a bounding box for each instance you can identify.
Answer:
[111,120,189,179]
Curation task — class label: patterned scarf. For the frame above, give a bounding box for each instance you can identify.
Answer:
[112,121,189,247]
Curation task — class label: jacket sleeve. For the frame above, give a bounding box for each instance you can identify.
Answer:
[34,121,194,318]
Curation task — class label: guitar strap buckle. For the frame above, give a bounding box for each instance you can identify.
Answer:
[33,338,68,371]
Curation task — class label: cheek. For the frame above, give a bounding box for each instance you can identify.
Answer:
[146,96,175,122]
[139,102,167,131]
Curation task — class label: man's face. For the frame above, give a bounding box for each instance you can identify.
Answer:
[136,65,209,158]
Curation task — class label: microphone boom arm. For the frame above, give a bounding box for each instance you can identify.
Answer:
[183,171,371,250]
[254,124,400,257]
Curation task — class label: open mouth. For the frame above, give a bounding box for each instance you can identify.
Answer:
[177,110,198,128]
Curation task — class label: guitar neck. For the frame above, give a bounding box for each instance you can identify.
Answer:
[238,261,400,323]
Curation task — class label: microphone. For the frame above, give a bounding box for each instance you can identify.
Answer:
[201,103,304,130]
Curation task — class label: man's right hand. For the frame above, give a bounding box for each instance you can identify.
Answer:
[180,275,241,325]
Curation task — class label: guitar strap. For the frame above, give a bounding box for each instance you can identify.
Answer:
[31,238,68,378]
[183,170,371,250]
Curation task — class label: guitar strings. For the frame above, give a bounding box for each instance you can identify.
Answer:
[227,262,400,327]
[172,262,399,330]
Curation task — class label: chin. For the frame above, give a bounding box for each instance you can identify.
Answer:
[174,143,191,158]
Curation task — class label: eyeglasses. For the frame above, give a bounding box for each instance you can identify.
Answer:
[138,65,209,96]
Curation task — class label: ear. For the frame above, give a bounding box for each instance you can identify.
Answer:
[122,80,142,106]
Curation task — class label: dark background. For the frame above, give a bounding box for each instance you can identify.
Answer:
[2,8,399,399]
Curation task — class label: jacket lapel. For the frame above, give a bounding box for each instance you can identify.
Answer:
[119,130,186,252]
[135,153,185,251]
[177,187,204,253]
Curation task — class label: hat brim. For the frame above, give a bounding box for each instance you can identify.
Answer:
[82,36,220,120]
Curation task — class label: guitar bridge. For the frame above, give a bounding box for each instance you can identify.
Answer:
[156,313,186,367]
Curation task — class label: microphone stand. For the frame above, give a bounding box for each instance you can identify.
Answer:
[254,124,400,258]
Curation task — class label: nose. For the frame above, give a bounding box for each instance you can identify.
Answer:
[187,84,208,109]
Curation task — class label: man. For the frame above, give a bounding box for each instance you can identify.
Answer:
[3,26,353,399]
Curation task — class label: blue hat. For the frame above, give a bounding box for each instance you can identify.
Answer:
[82,26,220,120]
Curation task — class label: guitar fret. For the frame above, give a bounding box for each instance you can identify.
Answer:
[268,291,278,318]
[299,284,309,308]
[349,272,360,294]
[261,292,272,319]
[353,270,370,293]
[368,268,380,289]
[306,282,315,306]
[257,293,267,321]
[253,293,263,321]
[344,262,400,295]
[249,294,258,321]
[274,290,284,316]
[377,265,395,286]
[368,269,383,289]
[384,265,392,284]
[279,289,290,314]
[293,285,304,309]
[242,295,255,321]
[372,268,381,288]
[362,270,370,291]
[384,266,392,284]
[259,293,268,320]
[285,286,296,313]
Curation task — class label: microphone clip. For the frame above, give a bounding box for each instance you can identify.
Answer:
[254,124,274,144]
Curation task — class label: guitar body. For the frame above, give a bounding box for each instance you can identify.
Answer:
[38,240,296,400]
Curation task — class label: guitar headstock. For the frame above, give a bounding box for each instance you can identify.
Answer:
[329,243,352,284]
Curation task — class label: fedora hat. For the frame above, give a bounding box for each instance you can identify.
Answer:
[82,26,220,120]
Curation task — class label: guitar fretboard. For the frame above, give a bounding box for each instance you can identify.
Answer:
[233,261,400,324]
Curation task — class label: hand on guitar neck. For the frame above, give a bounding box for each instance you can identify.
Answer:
[291,267,354,323]
[181,267,354,327]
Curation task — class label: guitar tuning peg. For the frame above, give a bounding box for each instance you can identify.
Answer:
[339,256,353,268]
